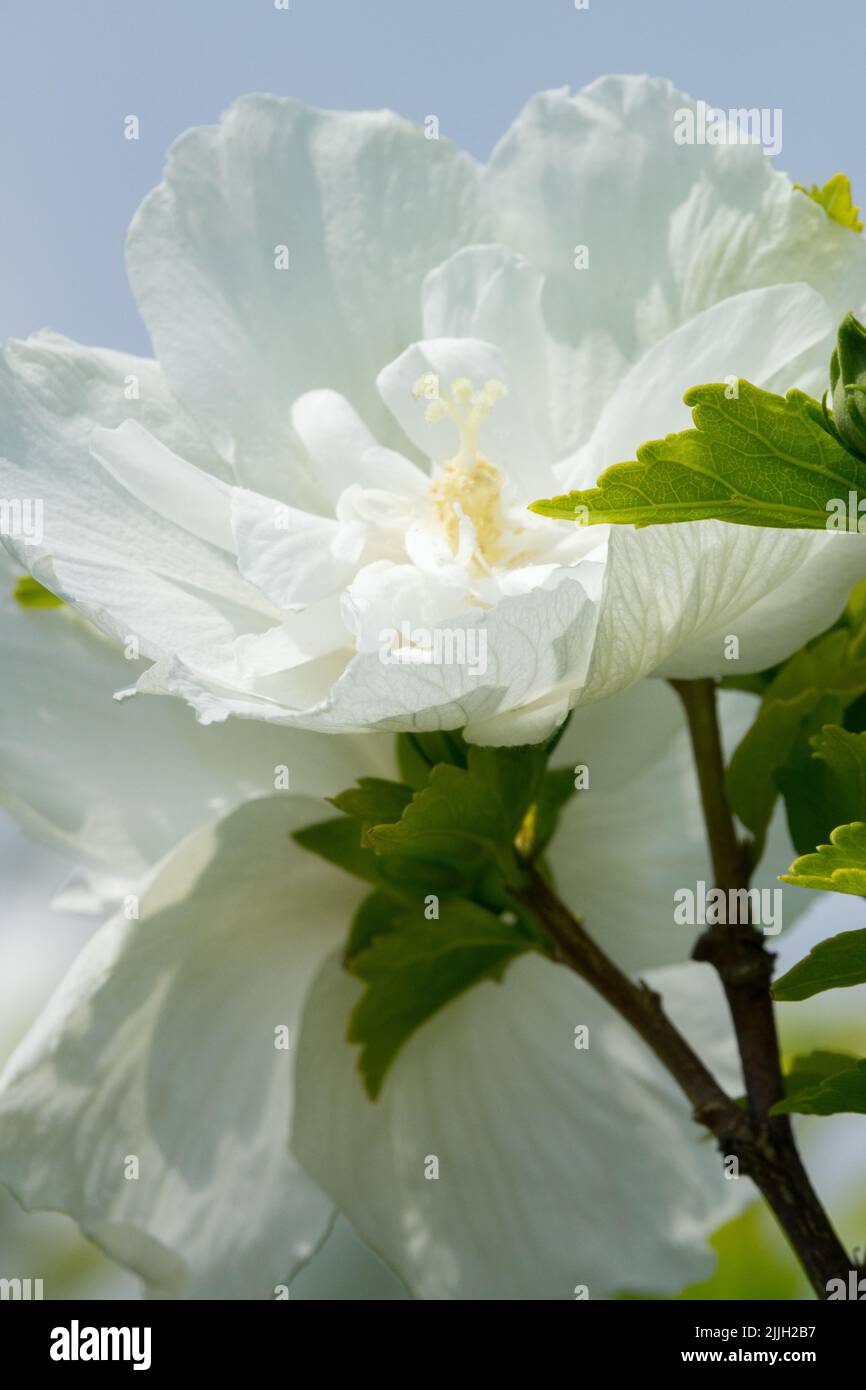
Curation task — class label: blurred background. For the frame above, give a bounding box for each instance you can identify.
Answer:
[1,0,865,1298]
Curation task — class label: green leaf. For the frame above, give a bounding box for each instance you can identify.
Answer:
[794,173,863,233]
[529,382,866,531]
[731,1050,859,1112]
[297,740,575,1100]
[781,821,866,897]
[329,778,415,831]
[347,900,532,1098]
[368,744,547,879]
[719,668,780,697]
[292,816,391,892]
[13,574,63,608]
[726,632,866,850]
[845,574,866,630]
[773,927,866,1001]
[293,813,480,899]
[780,725,866,856]
[770,1053,866,1116]
[396,730,468,790]
[729,687,831,846]
[343,890,406,964]
[782,1050,860,1091]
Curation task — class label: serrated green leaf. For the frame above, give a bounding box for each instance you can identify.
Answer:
[347,900,532,1098]
[773,927,866,1000]
[794,173,863,232]
[771,1054,866,1116]
[368,744,547,878]
[530,382,866,530]
[344,890,405,964]
[396,730,468,789]
[781,821,866,896]
[729,687,831,846]
[781,725,866,856]
[293,813,484,900]
[13,574,63,608]
[292,816,390,891]
[727,632,866,850]
[329,778,414,829]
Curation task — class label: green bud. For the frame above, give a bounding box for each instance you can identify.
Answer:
[830,312,866,457]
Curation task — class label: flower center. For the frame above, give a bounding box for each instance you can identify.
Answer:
[412,373,509,567]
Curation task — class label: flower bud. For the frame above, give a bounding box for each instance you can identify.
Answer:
[830,312,866,457]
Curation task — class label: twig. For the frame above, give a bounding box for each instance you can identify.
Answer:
[669,676,851,1296]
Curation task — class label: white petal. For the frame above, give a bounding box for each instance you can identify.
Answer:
[487,77,866,452]
[320,565,603,740]
[563,283,832,487]
[131,556,604,742]
[422,245,553,459]
[0,332,275,665]
[26,550,270,667]
[342,559,469,655]
[290,390,379,503]
[582,524,866,699]
[126,97,487,504]
[0,546,396,888]
[356,446,430,501]
[549,680,809,972]
[0,828,103,1063]
[230,487,365,610]
[0,796,364,1299]
[231,601,350,678]
[90,419,234,551]
[0,824,138,1298]
[292,951,745,1300]
[291,390,429,504]
[290,1216,408,1300]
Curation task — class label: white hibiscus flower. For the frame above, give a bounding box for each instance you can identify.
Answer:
[0,75,855,1301]
[1,657,788,1298]
[1,536,805,1298]
[2,77,865,746]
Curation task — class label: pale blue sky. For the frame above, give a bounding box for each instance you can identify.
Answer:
[1,0,863,354]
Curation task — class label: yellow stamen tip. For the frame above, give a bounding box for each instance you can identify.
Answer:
[412,372,440,400]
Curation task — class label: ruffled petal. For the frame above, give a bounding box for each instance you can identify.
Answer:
[292,951,745,1300]
[0,797,365,1299]
[126,96,488,504]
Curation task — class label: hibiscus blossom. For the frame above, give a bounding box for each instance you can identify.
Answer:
[0,76,859,1300]
[0,531,804,1300]
[2,77,865,744]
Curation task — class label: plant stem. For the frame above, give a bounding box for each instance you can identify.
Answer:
[513,856,850,1297]
[512,865,745,1133]
[670,676,851,1296]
